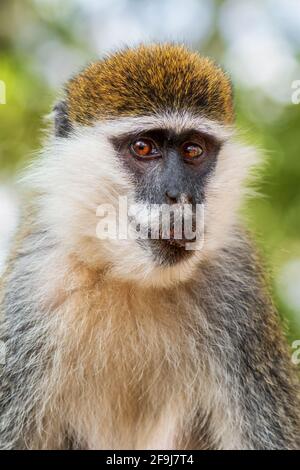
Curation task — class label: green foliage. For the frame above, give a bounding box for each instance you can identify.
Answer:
[0,53,53,172]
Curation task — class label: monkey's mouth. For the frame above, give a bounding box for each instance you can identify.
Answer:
[135,215,200,265]
[146,237,194,266]
[138,226,196,266]
[147,221,197,246]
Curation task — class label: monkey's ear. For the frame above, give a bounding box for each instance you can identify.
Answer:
[53,100,72,137]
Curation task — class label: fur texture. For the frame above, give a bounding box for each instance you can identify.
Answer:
[0,45,300,450]
[66,44,234,125]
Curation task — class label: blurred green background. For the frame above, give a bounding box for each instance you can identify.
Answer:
[0,0,300,341]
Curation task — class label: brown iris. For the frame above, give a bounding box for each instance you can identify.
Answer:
[131,138,158,158]
[181,142,203,160]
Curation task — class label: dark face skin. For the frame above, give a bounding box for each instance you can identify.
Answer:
[111,128,222,265]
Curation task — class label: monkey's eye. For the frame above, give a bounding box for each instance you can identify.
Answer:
[130,138,160,159]
[181,142,204,160]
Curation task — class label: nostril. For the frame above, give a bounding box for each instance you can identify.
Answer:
[180,193,193,205]
[165,191,193,205]
[165,190,179,204]
[185,194,193,205]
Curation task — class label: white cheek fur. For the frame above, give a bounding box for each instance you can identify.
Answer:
[23,111,260,288]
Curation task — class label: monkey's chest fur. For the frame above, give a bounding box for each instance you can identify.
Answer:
[39,276,207,450]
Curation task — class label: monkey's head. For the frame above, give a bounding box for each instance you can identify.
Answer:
[34,44,257,287]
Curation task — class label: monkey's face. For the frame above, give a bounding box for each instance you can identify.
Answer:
[110,120,221,264]
[39,45,257,287]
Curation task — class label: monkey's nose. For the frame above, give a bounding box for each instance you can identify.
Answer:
[165,190,178,204]
[165,190,192,205]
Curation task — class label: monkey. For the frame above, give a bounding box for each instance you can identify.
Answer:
[0,43,300,450]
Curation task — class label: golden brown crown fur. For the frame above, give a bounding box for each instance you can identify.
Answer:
[66,44,234,125]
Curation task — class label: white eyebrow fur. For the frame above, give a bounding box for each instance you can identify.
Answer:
[73,110,234,142]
